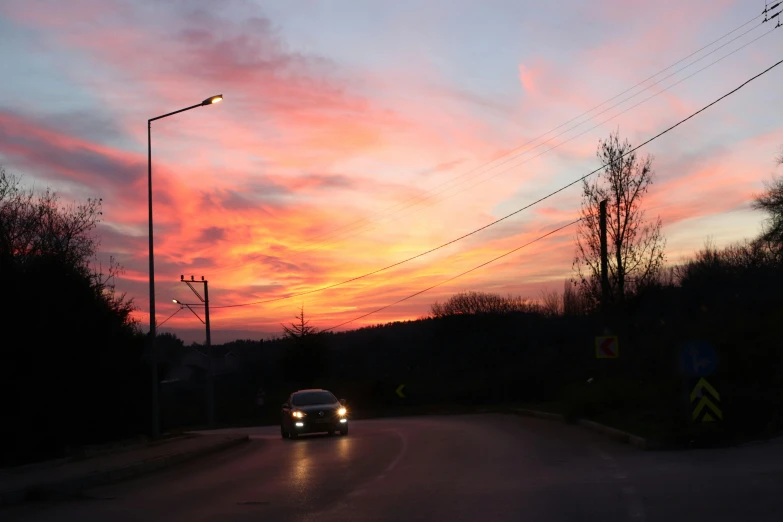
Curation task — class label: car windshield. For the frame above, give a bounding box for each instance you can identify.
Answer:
[292,391,337,406]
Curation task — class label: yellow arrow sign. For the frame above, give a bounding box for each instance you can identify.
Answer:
[692,395,723,421]
[690,377,720,402]
[690,377,723,422]
[396,384,406,398]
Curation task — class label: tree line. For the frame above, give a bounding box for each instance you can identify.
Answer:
[2,134,781,463]
[1,167,146,466]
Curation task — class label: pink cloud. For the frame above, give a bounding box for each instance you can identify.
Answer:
[3,0,778,338]
[518,62,542,96]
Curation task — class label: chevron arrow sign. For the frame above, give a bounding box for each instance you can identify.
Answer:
[690,377,723,422]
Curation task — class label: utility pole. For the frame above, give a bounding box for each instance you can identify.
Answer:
[180,275,214,427]
[599,200,610,321]
[204,279,212,425]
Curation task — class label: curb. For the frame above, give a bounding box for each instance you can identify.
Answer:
[0,435,249,506]
[512,408,653,450]
[577,419,650,450]
[513,408,567,422]
[3,435,193,476]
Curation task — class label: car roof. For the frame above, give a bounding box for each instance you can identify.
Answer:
[293,388,327,393]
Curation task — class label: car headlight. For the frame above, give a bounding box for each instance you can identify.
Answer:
[338,407,347,416]
[292,411,305,418]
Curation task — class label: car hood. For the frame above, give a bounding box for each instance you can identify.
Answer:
[294,403,339,414]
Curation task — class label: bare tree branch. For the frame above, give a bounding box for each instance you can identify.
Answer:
[752,163,783,248]
[573,130,666,305]
[0,166,136,327]
[539,288,562,317]
[430,291,539,318]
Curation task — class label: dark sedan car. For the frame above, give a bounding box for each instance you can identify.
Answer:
[280,389,349,439]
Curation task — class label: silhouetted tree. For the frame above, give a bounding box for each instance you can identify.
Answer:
[539,288,562,317]
[563,279,588,316]
[281,305,318,338]
[0,167,142,465]
[281,306,327,388]
[430,291,538,317]
[156,332,187,375]
[675,238,780,287]
[752,149,783,250]
[573,130,665,305]
[0,166,102,269]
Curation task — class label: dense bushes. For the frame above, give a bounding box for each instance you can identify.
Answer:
[1,169,146,466]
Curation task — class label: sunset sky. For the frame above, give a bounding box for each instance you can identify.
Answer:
[1,0,781,343]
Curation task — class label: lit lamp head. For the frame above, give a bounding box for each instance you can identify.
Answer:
[201,94,223,106]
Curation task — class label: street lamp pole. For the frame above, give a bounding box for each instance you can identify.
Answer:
[148,117,158,439]
[148,95,223,438]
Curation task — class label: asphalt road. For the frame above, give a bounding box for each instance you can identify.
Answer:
[3,414,783,521]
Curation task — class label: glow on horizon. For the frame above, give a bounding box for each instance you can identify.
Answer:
[0,0,780,341]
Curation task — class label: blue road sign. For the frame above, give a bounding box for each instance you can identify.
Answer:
[680,341,717,377]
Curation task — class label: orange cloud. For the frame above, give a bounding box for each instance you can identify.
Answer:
[2,0,778,341]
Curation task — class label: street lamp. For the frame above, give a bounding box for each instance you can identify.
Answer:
[202,95,223,105]
[148,95,222,438]
[172,299,206,324]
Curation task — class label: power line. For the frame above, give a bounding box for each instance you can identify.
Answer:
[363,25,779,223]
[283,23,773,257]
[211,55,783,310]
[321,218,581,331]
[210,13,768,275]
[157,307,182,328]
[216,13,766,268]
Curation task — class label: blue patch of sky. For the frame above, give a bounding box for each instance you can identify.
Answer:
[0,15,138,152]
